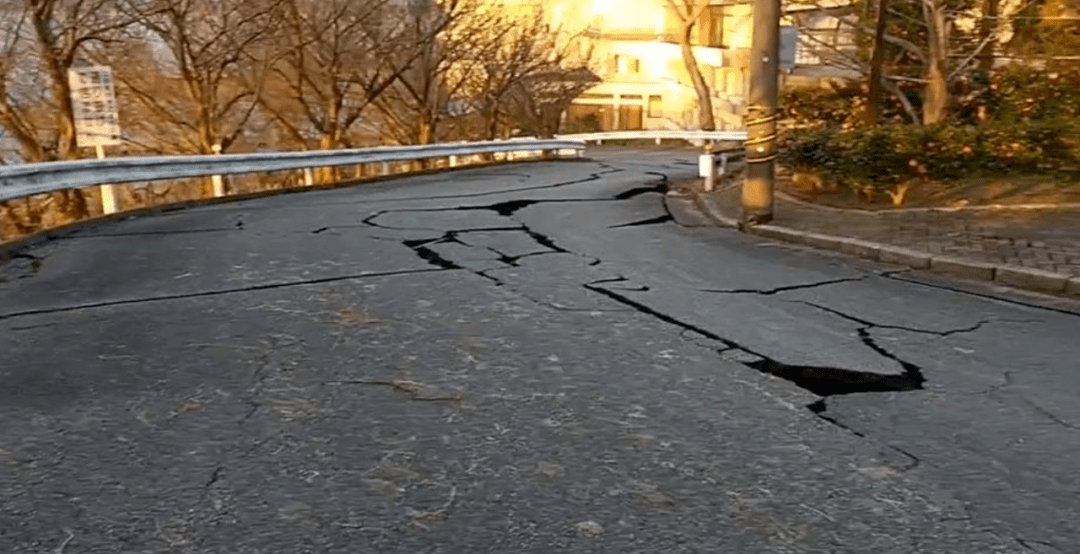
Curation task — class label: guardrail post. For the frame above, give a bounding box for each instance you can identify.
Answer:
[449,155,459,168]
[303,167,315,186]
[96,145,118,214]
[210,144,225,198]
[381,162,391,175]
[700,151,718,193]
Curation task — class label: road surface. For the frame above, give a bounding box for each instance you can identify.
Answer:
[2,148,1078,553]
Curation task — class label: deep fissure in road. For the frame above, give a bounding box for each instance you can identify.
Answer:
[368,182,930,431]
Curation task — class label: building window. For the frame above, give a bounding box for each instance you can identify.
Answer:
[648,95,663,118]
[615,55,641,74]
[698,6,725,47]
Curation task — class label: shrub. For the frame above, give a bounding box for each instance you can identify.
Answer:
[985,66,1080,124]
[780,121,1080,198]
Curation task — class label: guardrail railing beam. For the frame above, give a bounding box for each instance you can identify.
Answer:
[0,139,587,203]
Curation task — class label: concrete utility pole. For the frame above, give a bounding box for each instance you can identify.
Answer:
[742,0,781,226]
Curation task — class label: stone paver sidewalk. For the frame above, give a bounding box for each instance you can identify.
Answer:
[694,182,1080,288]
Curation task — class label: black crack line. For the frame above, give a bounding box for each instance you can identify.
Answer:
[205,467,224,489]
[801,301,992,338]
[583,280,928,469]
[807,399,922,471]
[361,199,619,231]
[521,227,569,254]
[609,214,675,229]
[10,322,57,331]
[614,186,661,200]
[414,228,570,268]
[614,174,668,200]
[0,267,453,321]
[471,268,627,313]
[1015,395,1080,431]
[481,250,575,267]
[410,244,462,271]
[1017,538,1064,553]
[401,231,615,311]
[121,167,629,221]
[294,167,632,209]
[69,227,245,239]
[702,277,866,295]
[882,272,1080,319]
[584,280,925,396]
[574,276,649,292]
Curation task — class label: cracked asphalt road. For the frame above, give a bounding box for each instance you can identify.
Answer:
[2,147,1079,553]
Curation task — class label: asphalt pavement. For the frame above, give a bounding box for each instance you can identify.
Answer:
[1,147,1078,553]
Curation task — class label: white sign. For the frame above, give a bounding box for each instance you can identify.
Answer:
[68,66,122,148]
[780,26,799,70]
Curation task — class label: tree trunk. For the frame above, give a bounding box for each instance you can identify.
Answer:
[197,100,215,154]
[53,76,79,160]
[486,102,500,141]
[864,0,890,125]
[922,0,949,124]
[417,114,434,145]
[679,24,716,131]
[30,9,78,160]
[978,0,999,74]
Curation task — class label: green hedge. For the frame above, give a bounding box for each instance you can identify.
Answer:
[779,121,1080,190]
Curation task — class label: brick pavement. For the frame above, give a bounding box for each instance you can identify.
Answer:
[700,184,1080,279]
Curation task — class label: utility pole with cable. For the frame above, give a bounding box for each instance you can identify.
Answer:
[742,0,781,226]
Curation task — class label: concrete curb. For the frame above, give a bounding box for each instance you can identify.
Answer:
[690,191,1080,298]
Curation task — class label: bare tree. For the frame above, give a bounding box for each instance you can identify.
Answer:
[508,66,600,138]
[373,0,505,145]
[261,0,442,151]
[458,7,589,140]
[0,4,43,163]
[788,0,1006,124]
[119,0,282,154]
[665,0,716,130]
[0,0,133,162]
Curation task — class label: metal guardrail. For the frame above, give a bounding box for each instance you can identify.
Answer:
[0,139,586,203]
[555,130,748,144]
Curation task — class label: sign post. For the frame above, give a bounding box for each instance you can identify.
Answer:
[68,66,122,214]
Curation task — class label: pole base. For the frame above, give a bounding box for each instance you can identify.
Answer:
[739,211,773,230]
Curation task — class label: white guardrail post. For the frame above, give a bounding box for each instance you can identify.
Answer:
[210,144,225,197]
[0,139,588,204]
[95,145,118,214]
[700,148,746,192]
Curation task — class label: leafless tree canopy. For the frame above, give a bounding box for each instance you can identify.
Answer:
[0,0,596,161]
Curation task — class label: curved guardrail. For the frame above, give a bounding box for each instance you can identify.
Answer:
[0,139,586,203]
[556,130,747,143]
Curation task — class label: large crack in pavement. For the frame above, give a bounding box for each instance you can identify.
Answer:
[701,277,868,296]
[0,267,452,321]
[0,166,985,473]
[365,176,946,465]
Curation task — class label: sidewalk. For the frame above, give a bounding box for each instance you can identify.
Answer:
[691,183,1080,297]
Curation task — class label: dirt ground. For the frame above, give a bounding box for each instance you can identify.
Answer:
[780,171,1080,210]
